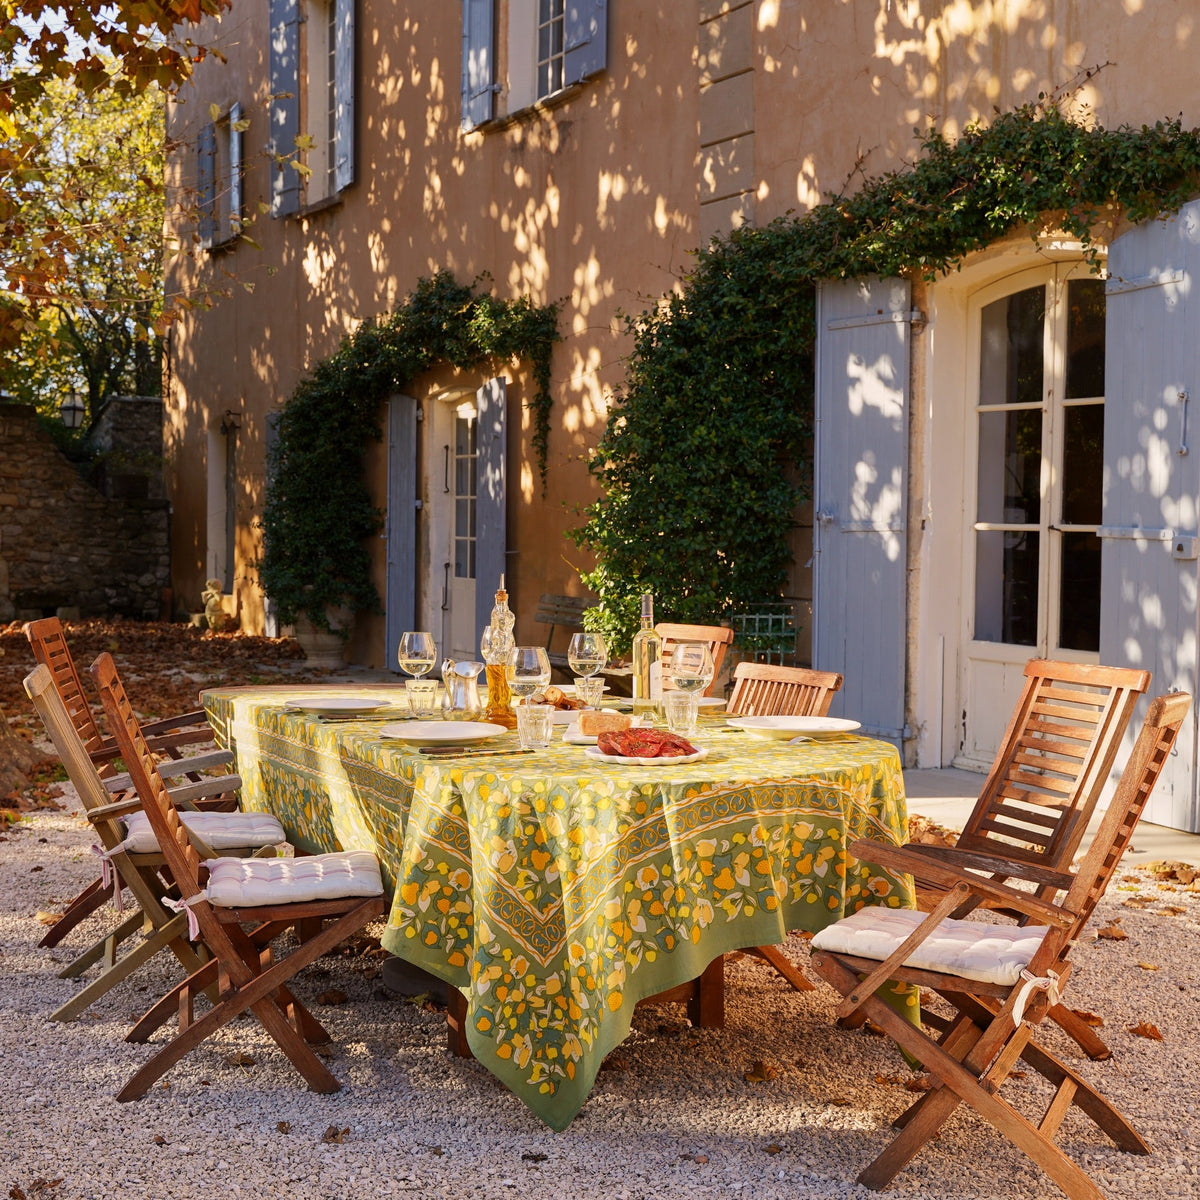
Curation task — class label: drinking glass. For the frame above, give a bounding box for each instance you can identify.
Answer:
[567,631,607,679]
[516,703,555,749]
[397,631,437,679]
[507,646,551,706]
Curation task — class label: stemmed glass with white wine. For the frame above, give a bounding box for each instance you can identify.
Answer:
[398,631,438,715]
[567,631,607,708]
[507,646,552,706]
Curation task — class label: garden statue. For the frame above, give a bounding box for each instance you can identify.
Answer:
[202,579,231,632]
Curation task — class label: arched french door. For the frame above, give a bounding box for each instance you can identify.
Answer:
[957,262,1106,766]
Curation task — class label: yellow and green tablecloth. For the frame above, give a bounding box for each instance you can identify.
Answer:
[203,686,915,1129]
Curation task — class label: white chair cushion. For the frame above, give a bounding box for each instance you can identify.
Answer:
[810,906,1050,987]
[204,851,384,908]
[121,810,286,854]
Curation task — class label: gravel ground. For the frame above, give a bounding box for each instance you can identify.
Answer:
[2,780,1199,1200]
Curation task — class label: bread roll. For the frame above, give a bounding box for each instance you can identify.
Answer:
[577,710,633,736]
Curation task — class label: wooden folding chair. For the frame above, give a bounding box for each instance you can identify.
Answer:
[809,692,1189,1200]
[722,664,845,992]
[25,617,239,948]
[656,623,734,696]
[887,658,1151,1058]
[726,662,844,717]
[90,652,386,1100]
[25,664,285,1021]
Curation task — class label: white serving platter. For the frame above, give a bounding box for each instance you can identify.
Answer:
[584,746,708,767]
[378,720,506,746]
[725,715,861,740]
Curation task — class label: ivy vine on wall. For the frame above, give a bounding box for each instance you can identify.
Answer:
[571,100,1200,653]
[260,271,560,631]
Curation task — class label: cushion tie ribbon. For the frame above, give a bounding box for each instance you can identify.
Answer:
[1011,967,1061,1026]
[163,893,207,940]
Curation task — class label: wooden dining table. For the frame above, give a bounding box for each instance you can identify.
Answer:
[201,685,915,1129]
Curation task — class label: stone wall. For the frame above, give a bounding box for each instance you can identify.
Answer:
[0,403,169,622]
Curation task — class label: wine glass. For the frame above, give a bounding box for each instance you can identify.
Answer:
[397,631,437,678]
[669,642,714,695]
[567,631,607,677]
[507,645,551,706]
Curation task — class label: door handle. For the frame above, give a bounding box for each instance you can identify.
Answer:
[441,562,451,611]
[1178,389,1189,457]
[816,509,837,526]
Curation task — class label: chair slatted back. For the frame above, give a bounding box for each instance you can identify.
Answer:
[90,653,203,898]
[957,659,1151,869]
[1059,692,1190,943]
[24,617,110,764]
[23,664,123,845]
[726,662,843,717]
[656,623,735,697]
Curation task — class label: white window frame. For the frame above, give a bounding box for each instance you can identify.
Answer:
[963,260,1106,663]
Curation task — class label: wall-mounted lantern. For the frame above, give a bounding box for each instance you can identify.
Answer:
[60,391,86,430]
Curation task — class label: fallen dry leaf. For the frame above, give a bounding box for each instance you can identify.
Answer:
[34,911,62,927]
[905,1073,935,1093]
[1096,920,1128,940]
[763,1144,783,1155]
[321,1125,350,1144]
[743,1060,777,1083]
[316,988,348,1006]
[224,1052,256,1068]
[276,1122,291,1134]
[1158,905,1187,916]
[1129,1020,1163,1041]
[521,1152,548,1163]
[1136,962,1161,971]
[152,1135,167,1146]
[1071,1008,1104,1028]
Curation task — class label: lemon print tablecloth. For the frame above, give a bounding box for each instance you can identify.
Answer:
[203,687,915,1130]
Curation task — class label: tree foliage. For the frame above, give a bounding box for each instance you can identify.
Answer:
[1,0,230,349]
[572,101,1200,652]
[260,272,560,633]
[2,74,165,425]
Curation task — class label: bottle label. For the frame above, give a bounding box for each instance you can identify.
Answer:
[648,660,662,702]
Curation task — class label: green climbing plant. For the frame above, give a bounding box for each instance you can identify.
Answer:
[260,272,559,632]
[572,99,1200,653]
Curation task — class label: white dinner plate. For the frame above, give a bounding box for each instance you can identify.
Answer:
[725,715,861,740]
[378,720,506,746]
[584,746,708,767]
[693,696,727,709]
[286,696,392,716]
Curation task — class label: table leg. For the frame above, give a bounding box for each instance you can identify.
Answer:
[446,987,472,1059]
[687,955,726,1029]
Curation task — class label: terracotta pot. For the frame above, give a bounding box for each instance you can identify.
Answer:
[293,611,351,670]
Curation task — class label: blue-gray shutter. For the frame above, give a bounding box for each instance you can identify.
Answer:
[1099,199,1200,832]
[386,395,419,670]
[228,102,243,234]
[197,122,217,246]
[333,0,355,191]
[474,377,507,640]
[564,0,606,83]
[813,277,913,747]
[461,0,494,129]
[263,409,282,637]
[269,0,300,217]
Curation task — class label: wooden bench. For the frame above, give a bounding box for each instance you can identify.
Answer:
[534,593,591,669]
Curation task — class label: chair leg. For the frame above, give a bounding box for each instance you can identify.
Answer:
[58,909,146,978]
[744,944,816,992]
[812,952,1109,1200]
[1047,1002,1111,1061]
[51,916,200,1023]
[39,877,111,948]
[117,902,378,1101]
